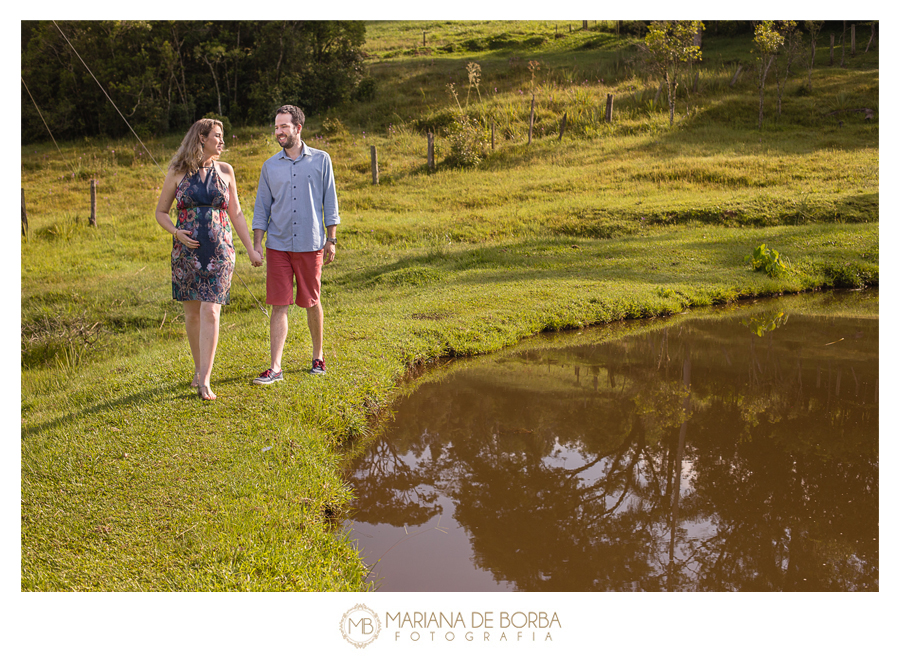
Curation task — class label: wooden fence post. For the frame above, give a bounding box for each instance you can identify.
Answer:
[370,145,379,185]
[21,188,28,239]
[427,133,434,171]
[605,94,614,122]
[840,23,847,67]
[90,179,97,227]
[851,24,856,55]
[558,112,567,141]
[866,22,877,52]
[491,121,495,150]
[528,95,536,145]
[830,34,835,65]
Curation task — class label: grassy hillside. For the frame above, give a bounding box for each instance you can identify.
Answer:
[20,20,878,590]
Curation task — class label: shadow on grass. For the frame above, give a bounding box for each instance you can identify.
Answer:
[20,369,279,441]
[22,384,179,441]
[655,92,878,156]
[332,225,877,294]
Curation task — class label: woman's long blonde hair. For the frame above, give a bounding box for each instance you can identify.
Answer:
[168,118,223,175]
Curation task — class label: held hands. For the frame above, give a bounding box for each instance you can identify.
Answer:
[251,244,265,267]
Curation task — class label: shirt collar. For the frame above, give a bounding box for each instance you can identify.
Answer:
[279,140,308,161]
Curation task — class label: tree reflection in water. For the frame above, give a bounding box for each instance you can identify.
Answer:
[345,294,878,592]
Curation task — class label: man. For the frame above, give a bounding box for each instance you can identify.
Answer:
[251,104,339,382]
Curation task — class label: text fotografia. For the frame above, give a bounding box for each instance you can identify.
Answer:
[387,611,560,642]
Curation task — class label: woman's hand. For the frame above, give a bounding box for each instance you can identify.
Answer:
[174,228,200,249]
[248,249,263,267]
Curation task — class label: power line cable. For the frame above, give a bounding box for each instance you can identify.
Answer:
[21,76,77,177]
[52,20,165,173]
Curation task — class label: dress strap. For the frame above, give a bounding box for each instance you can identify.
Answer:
[210,162,228,192]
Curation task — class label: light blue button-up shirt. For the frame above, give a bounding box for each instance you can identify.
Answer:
[252,142,340,253]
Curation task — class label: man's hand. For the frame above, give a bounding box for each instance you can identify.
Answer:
[324,241,336,265]
[254,244,265,265]
[248,249,263,267]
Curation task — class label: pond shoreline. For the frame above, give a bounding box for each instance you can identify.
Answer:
[345,289,878,591]
[344,286,879,462]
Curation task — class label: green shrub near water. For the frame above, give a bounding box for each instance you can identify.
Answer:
[746,243,788,277]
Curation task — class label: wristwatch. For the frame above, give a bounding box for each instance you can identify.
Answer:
[326,237,337,244]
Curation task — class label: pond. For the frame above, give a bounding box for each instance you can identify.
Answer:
[344,291,878,592]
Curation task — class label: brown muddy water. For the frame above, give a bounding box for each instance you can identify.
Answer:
[344,291,878,592]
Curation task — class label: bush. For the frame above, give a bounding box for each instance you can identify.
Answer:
[445,114,490,168]
[204,112,233,137]
[412,108,457,136]
[321,116,349,137]
[353,76,377,102]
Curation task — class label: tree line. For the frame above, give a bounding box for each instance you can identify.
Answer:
[21,20,372,144]
[639,20,876,130]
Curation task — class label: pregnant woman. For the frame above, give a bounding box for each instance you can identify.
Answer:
[155,118,262,400]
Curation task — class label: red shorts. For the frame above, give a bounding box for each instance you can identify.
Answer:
[266,248,323,308]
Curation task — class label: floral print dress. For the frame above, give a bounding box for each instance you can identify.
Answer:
[171,165,235,304]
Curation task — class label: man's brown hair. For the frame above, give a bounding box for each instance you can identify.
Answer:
[275,105,305,128]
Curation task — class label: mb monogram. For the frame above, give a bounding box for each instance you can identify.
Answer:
[340,604,382,648]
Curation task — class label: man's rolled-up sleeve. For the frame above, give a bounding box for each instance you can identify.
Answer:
[322,154,340,227]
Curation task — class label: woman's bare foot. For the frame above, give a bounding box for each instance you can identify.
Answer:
[191,373,200,388]
[198,385,217,401]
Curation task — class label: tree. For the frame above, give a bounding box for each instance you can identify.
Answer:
[21,20,369,142]
[804,20,824,91]
[195,41,227,116]
[244,20,366,125]
[753,20,786,129]
[772,21,801,118]
[641,21,704,127]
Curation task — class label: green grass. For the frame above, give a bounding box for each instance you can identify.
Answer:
[20,20,878,591]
